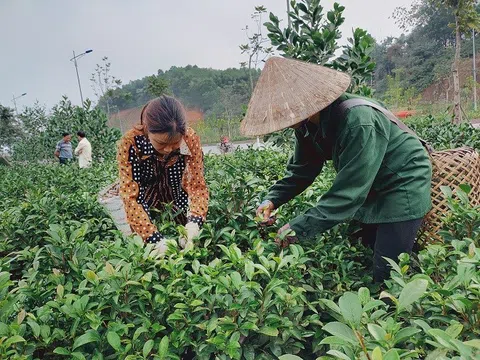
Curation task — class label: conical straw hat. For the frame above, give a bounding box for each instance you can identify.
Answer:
[241,57,351,136]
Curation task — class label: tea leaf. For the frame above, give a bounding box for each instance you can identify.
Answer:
[394,327,421,344]
[5,335,26,348]
[322,322,357,344]
[338,292,362,327]
[320,336,351,347]
[143,339,154,358]
[445,323,463,339]
[84,270,98,282]
[158,335,169,359]
[192,259,200,274]
[71,353,87,360]
[358,287,370,305]
[53,347,70,355]
[279,355,304,360]
[326,350,351,360]
[384,349,400,360]
[383,257,402,275]
[259,326,279,337]
[371,347,383,360]
[72,330,100,350]
[17,309,26,325]
[464,339,480,349]
[27,319,41,338]
[367,324,387,341]
[398,279,428,310]
[104,261,115,274]
[57,284,64,299]
[107,331,121,351]
[245,260,254,280]
[253,263,271,278]
[440,186,453,198]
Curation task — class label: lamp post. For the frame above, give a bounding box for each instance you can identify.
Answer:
[70,49,93,105]
[473,29,477,111]
[11,92,27,116]
[287,0,291,28]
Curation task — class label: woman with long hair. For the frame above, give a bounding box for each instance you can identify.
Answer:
[117,96,209,254]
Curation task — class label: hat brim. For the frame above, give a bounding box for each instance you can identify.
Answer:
[240,57,351,136]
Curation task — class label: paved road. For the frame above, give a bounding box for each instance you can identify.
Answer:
[202,140,263,155]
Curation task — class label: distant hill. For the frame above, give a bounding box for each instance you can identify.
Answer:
[101,65,259,120]
[108,106,204,134]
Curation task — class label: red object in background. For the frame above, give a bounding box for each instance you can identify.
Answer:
[221,136,230,144]
[394,110,416,119]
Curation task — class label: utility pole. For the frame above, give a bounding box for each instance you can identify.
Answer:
[287,0,291,28]
[70,49,93,106]
[473,29,477,111]
[11,93,27,116]
[73,51,84,105]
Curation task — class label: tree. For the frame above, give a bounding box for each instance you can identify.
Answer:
[11,96,121,161]
[433,0,480,123]
[394,0,480,123]
[264,0,376,94]
[0,105,21,151]
[18,101,48,136]
[146,75,170,97]
[240,6,273,92]
[90,57,122,115]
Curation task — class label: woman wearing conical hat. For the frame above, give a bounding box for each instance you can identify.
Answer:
[243,57,432,283]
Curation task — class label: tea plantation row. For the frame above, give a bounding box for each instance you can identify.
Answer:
[0,131,479,359]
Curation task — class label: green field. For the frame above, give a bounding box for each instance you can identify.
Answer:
[1,114,479,359]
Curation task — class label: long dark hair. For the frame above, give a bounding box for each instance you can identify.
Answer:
[140,96,186,140]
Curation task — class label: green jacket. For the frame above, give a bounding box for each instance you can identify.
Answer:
[267,94,432,240]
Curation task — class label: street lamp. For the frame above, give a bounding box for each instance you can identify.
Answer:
[11,92,27,115]
[70,49,93,105]
[473,29,477,111]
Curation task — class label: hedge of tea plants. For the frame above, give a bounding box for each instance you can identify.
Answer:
[0,147,479,360]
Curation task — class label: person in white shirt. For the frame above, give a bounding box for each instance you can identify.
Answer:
[74,131,92,168]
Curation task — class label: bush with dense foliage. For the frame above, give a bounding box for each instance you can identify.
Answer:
[0,138,479,359]
[12,97,121,162]
[406,113,480,150]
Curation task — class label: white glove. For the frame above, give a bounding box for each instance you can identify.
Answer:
[185,222,200,241]
[150,238,171,258]
[179,222,200,249]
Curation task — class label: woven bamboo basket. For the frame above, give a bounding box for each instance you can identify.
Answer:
[419,147,480,244]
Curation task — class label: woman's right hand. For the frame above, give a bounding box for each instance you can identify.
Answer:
[256,200,275,226]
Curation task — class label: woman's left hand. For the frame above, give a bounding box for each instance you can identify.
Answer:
[179,222,200,250]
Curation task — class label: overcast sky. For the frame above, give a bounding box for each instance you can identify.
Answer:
[0,0,414,109]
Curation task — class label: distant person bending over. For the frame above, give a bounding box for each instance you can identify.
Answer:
[117,96,209,255]
[74,131,92,168]
[55,132,73,165]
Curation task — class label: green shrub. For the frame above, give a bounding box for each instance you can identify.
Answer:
[0,149,479,359]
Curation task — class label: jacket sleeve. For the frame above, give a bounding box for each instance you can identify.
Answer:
[289,124,388,239]
[117,136,163,243]
[183,130,209,226]
[266,130,325,208]
[74,141,84,156]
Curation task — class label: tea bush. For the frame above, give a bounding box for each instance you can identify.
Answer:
[0,149,479,359]
[406,114,480,151]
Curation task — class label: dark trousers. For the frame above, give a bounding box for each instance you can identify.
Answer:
[360,219,423,283]
[59,157,71,165]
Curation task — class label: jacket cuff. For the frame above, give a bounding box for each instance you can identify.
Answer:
[145,232,165,244]
[187,215,204,228]
[265,194,285,209]
[289,215,312,240]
